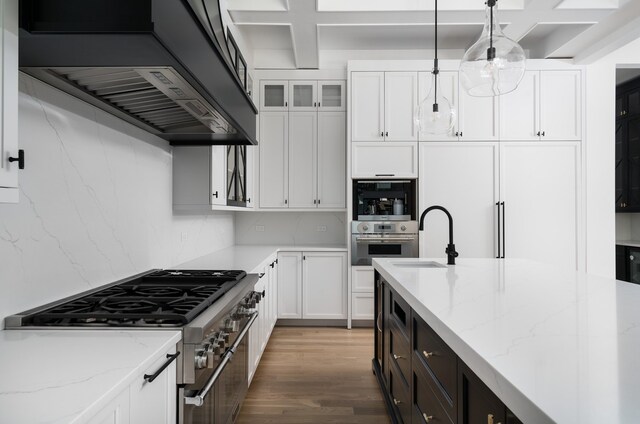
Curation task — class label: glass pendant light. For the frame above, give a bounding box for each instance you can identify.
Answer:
[459,0,526,97]
[417,0,456,137]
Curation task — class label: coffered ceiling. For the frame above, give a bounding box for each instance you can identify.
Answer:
[226,0,640,69]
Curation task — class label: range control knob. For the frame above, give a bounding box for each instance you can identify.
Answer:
[363,225,369,231]
[219,332,230,344]
[230,318,240,333]
[222,319,234,332]
[195,349,207,369]
[401,225,406,231]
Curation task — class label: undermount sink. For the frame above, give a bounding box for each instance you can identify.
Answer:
[392,261,447,269]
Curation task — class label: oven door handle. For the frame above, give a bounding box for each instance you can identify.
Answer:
[356,237,416,243]
[184,311,259,407]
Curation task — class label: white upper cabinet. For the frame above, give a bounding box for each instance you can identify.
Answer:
[418,71,459,141]
[289,80,318,112]
[288,112,317,208]
[317,112,346,208]
[259,112,289,208]
[384,72,418,141]
[458,83,499,140]
[539,70,582,141]
[351,71,418,142]
[260,80,288,111]
[500,70,581,141]
[0,0,19,204]
[351,142,418,178]
[351,72,385,141]
[500,71,539,140]
[246,146,255,208]
[210,146,227,206]
[318,81,345,111]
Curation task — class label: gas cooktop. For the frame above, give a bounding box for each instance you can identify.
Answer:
[12,269,247,327]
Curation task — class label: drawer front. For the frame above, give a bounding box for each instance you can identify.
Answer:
[414,314,457,404]
[390,360,411,424]
[389,319,411,384]
[390,288,411,338]
[414,364,455,424]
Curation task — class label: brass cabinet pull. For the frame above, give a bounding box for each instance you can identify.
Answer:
[487,413,502,424]
[393,354,405,360]
[422,350,434,359]
[423,413,433,422]
[393,398,401,406]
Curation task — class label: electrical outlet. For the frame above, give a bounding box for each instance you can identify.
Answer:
[255,225,265,232]
[181,232,188,242]
[317,225,327,232]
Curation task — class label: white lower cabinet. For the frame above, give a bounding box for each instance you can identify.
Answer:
[248,255,279,384]
[351,266,375,320]
[278,251,348,320]
[87,344,177,424]
[351,142,418,178]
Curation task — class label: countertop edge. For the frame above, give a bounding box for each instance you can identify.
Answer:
[372,260,555,424]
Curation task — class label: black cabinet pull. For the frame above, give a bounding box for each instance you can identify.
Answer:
[314,102,317,107]
[275,258,278,265]
[258,273,265,279]
[318,199,321,204]
[212,191,218,198]
[496,202,501,259]
[385,131,389,137]
[303,255,306,260]
[285,101,288,107]
[501,202,506,258]
[144,352,180,383]
[380,131,384,137]
[313,199,316,204]
[319,102,321,107]
[541,131,546,137]
[247,198,251,203]
[270,262,274,268]
[375,174,395,177]
[8,150,25,170]
[284,199,288,205]
[537,131,541,136]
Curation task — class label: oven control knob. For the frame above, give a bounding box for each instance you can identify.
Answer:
[401,225,406,231]
[195,349,207,369]
[222,318,234,332]
[363,225,369,231]
[219,332,230,344]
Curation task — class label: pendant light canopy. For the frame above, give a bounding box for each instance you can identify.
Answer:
[417,0,456,137]
[459,0,526,97]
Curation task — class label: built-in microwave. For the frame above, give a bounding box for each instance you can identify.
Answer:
[351,221,418,266]
[353,180,417,221]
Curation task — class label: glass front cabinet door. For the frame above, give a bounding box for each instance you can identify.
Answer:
[226,146,247,207]
[289,81,318,111]
[319,81,345,111]
[260,81,288,111]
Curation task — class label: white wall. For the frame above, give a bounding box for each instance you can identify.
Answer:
[585,36,640,277]
[0,75,235,328]
[235,212,346,245]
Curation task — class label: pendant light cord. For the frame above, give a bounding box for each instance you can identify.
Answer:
[487,0,496,60]
[432,0,439,112]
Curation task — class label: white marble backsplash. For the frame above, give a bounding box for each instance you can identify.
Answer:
[0,75,235,328]
[235,212,347,246]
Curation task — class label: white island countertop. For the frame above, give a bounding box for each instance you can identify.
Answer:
[373,258,640,424]
[0,329,180,424]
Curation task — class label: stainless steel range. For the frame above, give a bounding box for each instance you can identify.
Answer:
[5,269,262,424]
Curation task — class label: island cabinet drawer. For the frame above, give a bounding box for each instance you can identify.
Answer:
[389,288,411,338]
[390,360,412,424]
[413,313,457,405]
[413,365,455,424]
[389,318,411,384]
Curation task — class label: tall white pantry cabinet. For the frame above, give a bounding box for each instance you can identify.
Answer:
[347,60,585,324]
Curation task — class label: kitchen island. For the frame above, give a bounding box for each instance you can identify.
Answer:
[373,258,640,424]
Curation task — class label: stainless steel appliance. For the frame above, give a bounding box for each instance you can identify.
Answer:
[5,269,262,424]
[353,180,417,221]
[351,221,419,266]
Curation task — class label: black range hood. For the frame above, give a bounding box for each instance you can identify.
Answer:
[19,0,258,146]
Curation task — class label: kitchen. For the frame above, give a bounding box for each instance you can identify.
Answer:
[0,0,639,423]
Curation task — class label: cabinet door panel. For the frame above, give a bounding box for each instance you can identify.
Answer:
[302,252,347,319]
[627,117,640,209]
[317,112,346,208]
[352,72,385,142]
[352,292,374,320]
[259,112,288,208]
[385,72,418,141]
[87,389,130,424]
[211,146,227,206]
[418,71,459,141]
[277,252,302,318]
[419,143,498,259]
[615,120,627,210]
[458,88,498,140]
[500,71,539,140]
[260,80,288,111]
[289,80,317,111]
[460,362,506,424]
[246,146,255,208]
[319,81,345,111]
[501,143,579,270]
[540,70,581,140]
[352,142,418,178]
[130,346,177,424]
[288,112,317,208]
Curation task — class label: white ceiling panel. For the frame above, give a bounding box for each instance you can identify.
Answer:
[316,0,524,12]
[318,24,484,50]
[235,24,293,50]
[226,0,288,11]
[555,0,619,9]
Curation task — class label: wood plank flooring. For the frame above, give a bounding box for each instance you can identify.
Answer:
[237,327,391,424]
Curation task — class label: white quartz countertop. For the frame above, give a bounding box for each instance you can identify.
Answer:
[175,244,348,273]
[0,330,180,424]
[373,258,640,424]
[616,239,640,248]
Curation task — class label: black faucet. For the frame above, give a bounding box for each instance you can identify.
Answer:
[419,205,459,265]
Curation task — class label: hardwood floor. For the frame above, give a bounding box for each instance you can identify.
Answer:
[237,326,391,424]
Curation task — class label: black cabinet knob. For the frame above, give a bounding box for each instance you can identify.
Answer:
[8,150,24,170]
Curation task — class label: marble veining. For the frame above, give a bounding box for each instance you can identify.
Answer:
[374,258,640,424]
[0,75,235,328]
